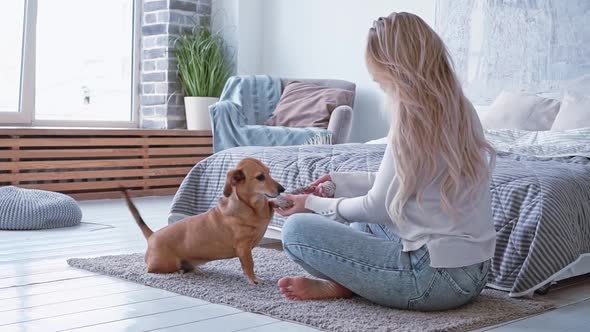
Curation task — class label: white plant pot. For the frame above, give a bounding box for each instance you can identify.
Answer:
[184,96,218,130]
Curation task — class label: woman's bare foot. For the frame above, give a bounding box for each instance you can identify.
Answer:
[278,276,353,300]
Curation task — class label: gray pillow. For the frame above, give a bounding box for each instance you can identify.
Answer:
[0,186,82,230]
[264,81,354,128]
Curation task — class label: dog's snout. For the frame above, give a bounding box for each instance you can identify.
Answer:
[278,185,286,193]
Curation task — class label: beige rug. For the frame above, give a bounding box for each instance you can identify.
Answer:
[67,248,553,332]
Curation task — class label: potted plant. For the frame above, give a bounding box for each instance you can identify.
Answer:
[175,26,230,130]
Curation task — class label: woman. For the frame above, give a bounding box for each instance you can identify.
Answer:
[275,12,496,311]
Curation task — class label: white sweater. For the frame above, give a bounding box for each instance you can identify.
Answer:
[304,143,496,268]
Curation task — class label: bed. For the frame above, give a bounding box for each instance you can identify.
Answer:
[169,128,590,298]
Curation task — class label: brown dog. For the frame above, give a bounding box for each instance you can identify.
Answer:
[122,158,285,284]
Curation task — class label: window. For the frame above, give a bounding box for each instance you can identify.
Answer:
[0,1,26,116]
[0,0,139,127]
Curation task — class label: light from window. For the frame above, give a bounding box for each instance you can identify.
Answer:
[35,0,134,122]
[0,1,25,113]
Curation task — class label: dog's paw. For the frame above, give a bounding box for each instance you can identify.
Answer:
[273,195,294,209]
[249,277,260,285]
[291,185,316,195]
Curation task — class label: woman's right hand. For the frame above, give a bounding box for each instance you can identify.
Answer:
[304,174,332,195]
[274,194,311,217]
[311,174,332,187]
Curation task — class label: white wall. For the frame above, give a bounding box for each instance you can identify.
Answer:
[236,0,263,74]
[213,0,436,142]
[211,0,239,72]
[211,0,263,75]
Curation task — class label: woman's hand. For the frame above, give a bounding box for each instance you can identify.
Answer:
[311,174,332,187]
[274,194,311,217]
[303,174,332,195]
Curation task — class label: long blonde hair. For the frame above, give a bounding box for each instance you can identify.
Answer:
[366,12,495,220]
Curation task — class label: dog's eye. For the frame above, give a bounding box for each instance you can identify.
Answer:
[256,174,265,181]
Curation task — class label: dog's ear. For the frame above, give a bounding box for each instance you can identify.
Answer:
[223,169,245,197]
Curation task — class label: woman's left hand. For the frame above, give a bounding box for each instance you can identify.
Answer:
[274,194,311,217]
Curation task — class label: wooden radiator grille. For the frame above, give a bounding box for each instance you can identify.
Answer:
[0,128,213,200]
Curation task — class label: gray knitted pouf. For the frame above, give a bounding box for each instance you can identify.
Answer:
[0,186,82,230]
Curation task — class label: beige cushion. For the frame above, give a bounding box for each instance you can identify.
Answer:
[264,81,354,128]
[480,91,561,131]
[551,92,590,130]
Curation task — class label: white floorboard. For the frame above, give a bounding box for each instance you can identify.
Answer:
[3,296,205,332]
[0,196,588,332]
[0,262,75,279]
[0,282,147,311]
[484,299,590,332]
[64,304,242,332]
[0,270,97,289]
[0,289,179,325]
[0,276,122,300]
[151,312,279,332]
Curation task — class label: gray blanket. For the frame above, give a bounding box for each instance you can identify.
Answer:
[169,144,590,297]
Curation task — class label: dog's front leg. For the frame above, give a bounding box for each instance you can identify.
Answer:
[236,247,258,284]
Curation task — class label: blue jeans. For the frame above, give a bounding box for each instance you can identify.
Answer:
[281,214,490,311]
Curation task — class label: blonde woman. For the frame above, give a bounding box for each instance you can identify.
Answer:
[275,12,496,311]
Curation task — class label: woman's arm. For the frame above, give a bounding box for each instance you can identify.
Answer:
[330,172,377,197]
[304,144,395,225]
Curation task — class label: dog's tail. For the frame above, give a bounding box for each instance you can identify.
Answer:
[121,189,154,240]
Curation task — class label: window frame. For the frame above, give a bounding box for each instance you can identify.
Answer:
[0,0,141,128]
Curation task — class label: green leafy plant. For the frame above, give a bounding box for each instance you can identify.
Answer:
[174,26,230,97]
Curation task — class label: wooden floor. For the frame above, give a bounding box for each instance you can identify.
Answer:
[0,196,589,332]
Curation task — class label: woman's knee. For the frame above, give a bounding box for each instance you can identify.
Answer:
[281,213,318,246]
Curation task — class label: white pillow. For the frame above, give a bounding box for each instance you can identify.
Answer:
[473,104,491,119]
[565,74,590,96]
[365,137,388,144]
[480,91,561,131]
[551,92,590,130]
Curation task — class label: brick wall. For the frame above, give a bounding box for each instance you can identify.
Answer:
[140,0,211,129]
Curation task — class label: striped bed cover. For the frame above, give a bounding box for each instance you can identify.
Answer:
[169,129,590,297]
